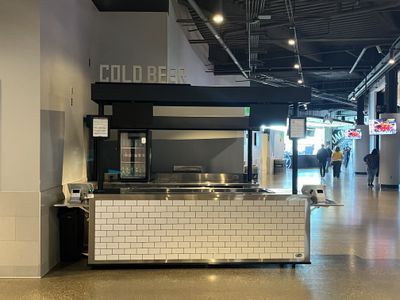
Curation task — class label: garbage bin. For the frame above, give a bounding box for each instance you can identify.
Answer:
[58,208,84,261]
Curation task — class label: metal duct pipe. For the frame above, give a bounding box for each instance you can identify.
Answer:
[186,0,249,79]
[349,36,400,100]
[255,74,357,108]
[349,47,367,74]
[184,0,355,108]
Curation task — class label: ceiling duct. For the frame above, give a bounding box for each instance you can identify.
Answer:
[349,35,400,100]
[183,0,357,108]
[186,0,249,79]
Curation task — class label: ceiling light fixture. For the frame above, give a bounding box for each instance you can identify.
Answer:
[258,15,272,20]
[212,13,224,24]
[294,63,300,69]
[389,58,396,65]
[288,39,296,46]
[297,79,303,84]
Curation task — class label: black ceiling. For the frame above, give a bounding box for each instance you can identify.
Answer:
[179,0,400,110]
[92,0,169,12]
[90,0,400,111]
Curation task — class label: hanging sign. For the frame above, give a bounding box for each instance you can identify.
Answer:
[289,117,306,139]
[92,117,109,138]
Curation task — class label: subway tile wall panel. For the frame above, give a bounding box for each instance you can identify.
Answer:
[93,198,306,262]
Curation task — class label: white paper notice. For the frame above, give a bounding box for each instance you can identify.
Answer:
[290,118,306,139]
[93,117,109,138]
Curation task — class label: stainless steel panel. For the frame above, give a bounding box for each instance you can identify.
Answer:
[153,173,247,184]
[119,187,273,194]
[92,193,290,201]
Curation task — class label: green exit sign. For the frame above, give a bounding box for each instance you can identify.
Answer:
[245,107,250,116]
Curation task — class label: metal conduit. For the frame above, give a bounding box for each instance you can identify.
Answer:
[185,0,356,108]
[349,47,367,74]
[349,35,400,100]
[186,0,249,79]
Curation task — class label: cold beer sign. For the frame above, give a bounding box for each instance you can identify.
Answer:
[99,64,186,84]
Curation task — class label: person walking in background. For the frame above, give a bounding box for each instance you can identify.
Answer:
[331,146,344,178]
[317,144,329,177]
[325,145,333,173]
[364,149,379,187]
[343,146,351,168]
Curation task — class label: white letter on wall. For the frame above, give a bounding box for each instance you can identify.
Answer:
[147,66,157,83]
[122,65,131,83]
[169,68,177,83]
[100,65,110,82]
[133,66,143,83]
[158,66,167,83]
[111,65,121,82]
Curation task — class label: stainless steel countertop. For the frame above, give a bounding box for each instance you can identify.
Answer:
[93,193,292,201]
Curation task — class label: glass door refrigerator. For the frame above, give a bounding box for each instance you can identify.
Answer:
[119,131,151,181]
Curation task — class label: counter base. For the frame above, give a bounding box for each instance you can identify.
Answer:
[89,194,309,265]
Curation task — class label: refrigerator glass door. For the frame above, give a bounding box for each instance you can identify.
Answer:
[120,132,147,179]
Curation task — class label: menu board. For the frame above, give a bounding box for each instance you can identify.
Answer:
[92,117,109,138]
[289,117,306,139]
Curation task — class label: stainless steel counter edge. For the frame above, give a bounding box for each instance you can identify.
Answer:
[93,193,293,201]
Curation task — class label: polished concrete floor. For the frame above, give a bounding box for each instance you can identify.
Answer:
[1,167,400,299]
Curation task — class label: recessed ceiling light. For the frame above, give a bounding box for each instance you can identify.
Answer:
[294,63,300,69]
[212,14,224,24]
[388,58,396,65]
[297,79,303,84]
[288,39,296,46]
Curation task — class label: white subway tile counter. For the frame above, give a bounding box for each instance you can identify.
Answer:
[89,194,310,265]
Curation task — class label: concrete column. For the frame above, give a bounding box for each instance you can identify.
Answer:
[379,113,400,188]
[354,125,370,174]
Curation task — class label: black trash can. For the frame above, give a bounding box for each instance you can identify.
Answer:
[58,208,84,261]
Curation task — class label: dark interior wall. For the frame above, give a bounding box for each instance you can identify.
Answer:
[152,138,244,173]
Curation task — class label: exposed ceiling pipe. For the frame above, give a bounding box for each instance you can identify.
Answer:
[349,47,367,74]
[184,0,356,108]
[254,74,357,108]
[311,91,357,108]
[349,35,400,100]
[186,0,249,79]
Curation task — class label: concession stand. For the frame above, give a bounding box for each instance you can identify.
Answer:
[59,82,341,267]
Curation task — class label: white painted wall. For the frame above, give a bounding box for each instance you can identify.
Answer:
[163,0,248,140]
[40,0,98,276]
[0,0,41,277]
[94,12,168,82]
[270,130,285,159]
[152,130,244,140]
[41,0,98,189]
